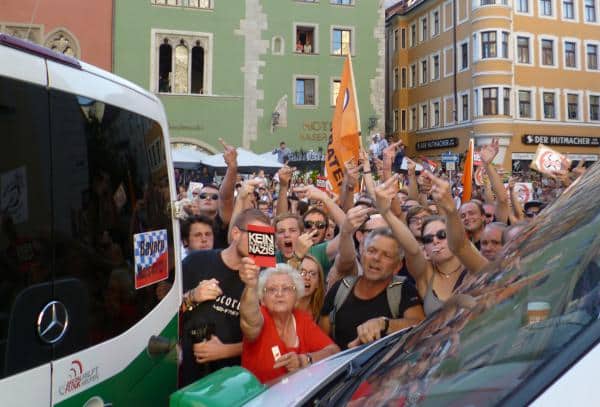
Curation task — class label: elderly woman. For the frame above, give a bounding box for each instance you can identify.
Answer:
[239,261,339,383]
[296,255,326,322]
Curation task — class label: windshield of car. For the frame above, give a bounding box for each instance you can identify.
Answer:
[346,165,600,406]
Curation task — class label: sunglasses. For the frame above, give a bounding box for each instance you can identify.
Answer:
[304,220,327,230]
[525,212,537,218]
[199,193,219,200]
[422,230,447,245]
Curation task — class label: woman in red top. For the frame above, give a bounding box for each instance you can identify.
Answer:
[239,262,339,383]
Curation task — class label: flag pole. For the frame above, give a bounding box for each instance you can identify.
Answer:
[347,53,363,150]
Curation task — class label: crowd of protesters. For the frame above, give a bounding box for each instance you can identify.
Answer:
[175,136,588,386]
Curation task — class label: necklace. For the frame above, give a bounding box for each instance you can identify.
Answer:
[435,262,463,279]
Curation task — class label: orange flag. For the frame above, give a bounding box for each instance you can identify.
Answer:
[326,54,361,194]
[461,139,474,203]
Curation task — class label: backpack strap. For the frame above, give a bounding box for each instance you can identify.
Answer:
[328,276,357,341]
[386,275,406,319]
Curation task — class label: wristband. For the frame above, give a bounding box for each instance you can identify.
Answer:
[381,317,390,336]
[362,170,372,174]
[305,353,313,366]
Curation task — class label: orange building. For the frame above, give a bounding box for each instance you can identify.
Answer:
[386,0,600,172]
[1,0,113,71]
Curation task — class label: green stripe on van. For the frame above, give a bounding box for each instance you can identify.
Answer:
[55,315,178,407]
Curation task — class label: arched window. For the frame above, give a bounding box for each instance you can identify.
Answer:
[158,39,173,93]
[272,36,284,55]
[154,31,212,94]
[191,42,204,94]
[174,41,189,93]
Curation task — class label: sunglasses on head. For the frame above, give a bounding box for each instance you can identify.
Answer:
[304,220,327,230]
[422,230,447,245]
[199,193,219,200]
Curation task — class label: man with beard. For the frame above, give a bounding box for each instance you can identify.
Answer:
[180,208,270,387]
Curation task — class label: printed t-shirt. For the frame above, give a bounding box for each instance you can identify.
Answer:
[242,306,334,383]
[181,249,244,387]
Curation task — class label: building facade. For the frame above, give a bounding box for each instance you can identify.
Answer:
[386,0,600,171]
[114,0,385,154]
[1,0,113,71]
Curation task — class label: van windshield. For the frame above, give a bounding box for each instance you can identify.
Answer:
[347,166,600,406]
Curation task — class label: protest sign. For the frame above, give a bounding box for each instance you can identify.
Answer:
[247,224,276,268]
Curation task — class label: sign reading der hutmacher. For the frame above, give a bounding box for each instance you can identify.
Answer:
[522,135,600,147]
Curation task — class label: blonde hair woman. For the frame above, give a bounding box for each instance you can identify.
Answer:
[296,254,326,322]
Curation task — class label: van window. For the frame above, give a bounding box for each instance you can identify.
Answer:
[49,90,175,353]
[0,77,53,378]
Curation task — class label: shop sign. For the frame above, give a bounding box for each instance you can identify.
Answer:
[416,137,458,151]
[522,135,600,146]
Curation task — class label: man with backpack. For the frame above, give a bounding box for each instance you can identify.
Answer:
[319,228,425,349]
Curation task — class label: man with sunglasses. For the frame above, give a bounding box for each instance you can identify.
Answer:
[302,208,329,245]
[195,139,238,249]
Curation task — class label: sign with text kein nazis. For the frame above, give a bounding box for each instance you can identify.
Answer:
[133,229,169,289]
[247,224,276,268]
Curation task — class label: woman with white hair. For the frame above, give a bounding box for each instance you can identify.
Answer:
[239,261,340,383]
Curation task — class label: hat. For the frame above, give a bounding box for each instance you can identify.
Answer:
[524,200,544,211]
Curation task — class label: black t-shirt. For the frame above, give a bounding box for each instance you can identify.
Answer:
[321,279,422,350]
[181,249,244,387]
[212,214,229,249]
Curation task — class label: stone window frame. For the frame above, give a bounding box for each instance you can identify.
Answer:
[430,6,441,38]
[431,51,441,81]
[293,74,319,108]
[150,0,213,9]
[539,35,558,69]
[459,37,470,71]
[44,27,81,59]
[459,90,471,122]
[540,87,561,121]
[562,37,581,70]
[330,25,355,56]
[586,91,600,121]
[561,0,579,22]
[330,77,341,106]
[444,94,456,125]
[150,28,213,95]
[293,22,319,54]
[430,97,442,127]
[584,40,600,71]
[514,32,534,66]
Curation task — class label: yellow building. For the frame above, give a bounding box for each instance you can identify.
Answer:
[386,0,600,172]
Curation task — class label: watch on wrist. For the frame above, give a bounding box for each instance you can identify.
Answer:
[381,317,390,336]
[305,353,313,366]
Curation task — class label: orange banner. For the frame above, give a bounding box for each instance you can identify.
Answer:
[326,54,361,194]
[461,139,474,203]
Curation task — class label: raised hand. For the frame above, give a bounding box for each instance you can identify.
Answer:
[277,165,293,187]
[344,159,360,189]
[374,174,400,214]
[239,257,260,288]
[422,171,454,213]
[359,148,371,173]
[238,178,262,200]
[406,157,417,177]
[382,140,403,163]
[293,184,329,202]
[219,138,238,167]
[295,229,318,258]
[480,138,499,165]
[342,205,374,234]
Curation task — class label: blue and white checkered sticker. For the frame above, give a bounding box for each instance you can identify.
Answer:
[134,229,168,273]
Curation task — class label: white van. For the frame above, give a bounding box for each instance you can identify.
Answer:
[0,34,182,406]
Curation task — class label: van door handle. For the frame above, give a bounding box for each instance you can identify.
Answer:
[147,335,176,357]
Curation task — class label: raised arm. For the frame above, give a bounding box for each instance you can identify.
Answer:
[339,159,360,213]
[359,148,376,200]
[508,177,525,223]
[218,139,238,225]
[275,165,293,216]
[239,257,264,342]
[374,175,429,281]
[425,171,488,273]
[333,205,372,277]
[480,138,509,224]
[228,179,261,241]
[381,141,402,181]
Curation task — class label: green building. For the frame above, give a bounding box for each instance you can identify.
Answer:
[114,0,385,155]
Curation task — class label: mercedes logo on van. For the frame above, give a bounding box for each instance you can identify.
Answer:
[37,301,69,344]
